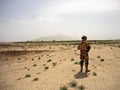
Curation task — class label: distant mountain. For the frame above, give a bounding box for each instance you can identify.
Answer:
[35,34,79,41]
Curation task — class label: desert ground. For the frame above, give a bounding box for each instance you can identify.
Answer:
[0,42,120,90]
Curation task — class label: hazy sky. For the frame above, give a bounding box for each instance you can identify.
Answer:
[0,0,120,41]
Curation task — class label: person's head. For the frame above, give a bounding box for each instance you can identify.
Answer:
[81,35,87,41]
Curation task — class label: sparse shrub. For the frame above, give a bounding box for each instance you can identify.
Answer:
[32,58,34,61]
[74,62,79,65]
[52,62,57,66]
[44,66,49,70]
[71,58,75,61]
[78,85,85,90]
[24,67,28,69]
[74,62,78,64]
[59,85,68,90]
[33,64,37,67]
[38,57,41,60]
[68,80,77,87]
[47,59,52,62]
[18,58,21,60]
[60,60,62,62]
[25,74,31,78]
[72,70,76,72]
[92,72,97,76]
[118,45,120,48]
[41,55,44,57]
[100,59,104,62]
[97,56,100,58]
[17,77,22,80]
[43,64,46,66]
[33,77,39,81]
[27,68,30,71]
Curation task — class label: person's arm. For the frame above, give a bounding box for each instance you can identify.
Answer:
[86,43,91,52]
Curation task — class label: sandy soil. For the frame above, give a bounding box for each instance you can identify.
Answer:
[0,44,120,90]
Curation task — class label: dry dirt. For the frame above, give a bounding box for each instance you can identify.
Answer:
[0,44,120,90]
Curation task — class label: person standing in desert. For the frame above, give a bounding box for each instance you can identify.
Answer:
[78,35,91,73]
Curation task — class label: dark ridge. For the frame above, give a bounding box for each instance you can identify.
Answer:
[0,50,55,56]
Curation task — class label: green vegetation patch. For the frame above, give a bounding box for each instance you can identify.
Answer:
[52,62,57,66]
[97,56,100,58]
[33,77,39,81]
[59,85,68,90]
[38,57,41,60]
[25,74,31,78]
[71,58,75,61]
[100,59,104,62]
[33,64,37,67]
[47,59,52,62]
[78,85,85,90]
[44,66,49,70]
[68,80,77,87]
[74,62,78,64]
[43,64,46,66]
[92,72,97,76]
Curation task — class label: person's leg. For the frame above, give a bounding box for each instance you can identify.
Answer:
[85,54,90,73]
[85,60,90,72]
[80,52,85,72]
[85,63,90,72]
[80,60,84,72]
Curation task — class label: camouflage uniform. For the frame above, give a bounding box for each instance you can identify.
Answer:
[78,41,90,66]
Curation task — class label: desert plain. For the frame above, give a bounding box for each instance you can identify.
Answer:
[0,41,120,90]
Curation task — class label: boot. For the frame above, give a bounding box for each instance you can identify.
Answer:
[80,65,83,72]
[85,65,90,73]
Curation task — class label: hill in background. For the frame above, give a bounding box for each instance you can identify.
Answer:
[35,34,79,41]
